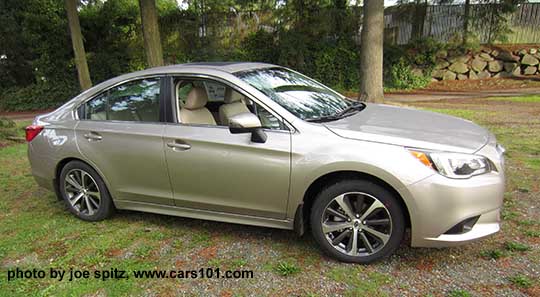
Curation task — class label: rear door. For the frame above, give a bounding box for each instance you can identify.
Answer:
[75,77,173,205]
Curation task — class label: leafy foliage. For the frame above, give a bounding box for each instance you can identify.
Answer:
[383,36,488,90]
[504,241,531,252]
[1,0,362,111]
[480,249,505,260]
[0,117,17,139]
[448,289,473,297]
[0,0,528,111]
[0,117,29,145]
[241,30,279,64]
[385,37,445,71]
[0,81,78,111]
[387,58,431,90]
[80,0,146,83]
[274,260,300,276]
[508,274,533,288]
[470,0,526,44]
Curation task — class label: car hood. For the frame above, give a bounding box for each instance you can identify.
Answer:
[323,104,490,153]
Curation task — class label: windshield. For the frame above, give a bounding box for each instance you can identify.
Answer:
[235,68,360,121]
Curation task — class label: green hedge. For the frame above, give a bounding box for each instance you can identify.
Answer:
[0,81,79,112]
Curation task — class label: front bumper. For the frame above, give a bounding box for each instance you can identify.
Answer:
[406,168,504,248]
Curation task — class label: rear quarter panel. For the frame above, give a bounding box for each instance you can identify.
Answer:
[28,113,83,191]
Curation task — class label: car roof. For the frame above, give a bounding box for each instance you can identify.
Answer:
[55,62,279,114]
[142,62,278,74]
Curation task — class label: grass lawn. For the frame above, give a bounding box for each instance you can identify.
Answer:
[0,96,539,296]
[0,118,30,147]
[486,95,540,103]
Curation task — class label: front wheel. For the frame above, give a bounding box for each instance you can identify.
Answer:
[310,180,405,263]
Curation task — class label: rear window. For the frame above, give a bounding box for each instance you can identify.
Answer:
[81,78,161,122]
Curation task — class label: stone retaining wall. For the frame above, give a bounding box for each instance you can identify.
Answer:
[429,47,540,81]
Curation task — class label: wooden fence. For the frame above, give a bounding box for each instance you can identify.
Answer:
[384,3,540,45]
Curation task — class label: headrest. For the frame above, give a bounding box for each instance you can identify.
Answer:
[185,87,208,110]
[224,88,245,104]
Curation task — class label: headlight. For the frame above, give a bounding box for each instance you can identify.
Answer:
[409,150,491,179]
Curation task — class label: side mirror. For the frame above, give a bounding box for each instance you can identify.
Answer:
[229,113,267,143]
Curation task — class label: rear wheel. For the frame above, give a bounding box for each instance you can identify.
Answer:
[59,161,114,221]
[310,180,405,263]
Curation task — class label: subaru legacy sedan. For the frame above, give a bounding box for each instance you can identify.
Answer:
[27,62,505,263]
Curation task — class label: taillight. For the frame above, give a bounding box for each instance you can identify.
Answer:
[25,125,44,142]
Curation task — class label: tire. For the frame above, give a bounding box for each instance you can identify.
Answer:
[310,179,405,264]
[59,161,114,221]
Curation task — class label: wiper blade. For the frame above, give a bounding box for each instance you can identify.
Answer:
[305,103,366,123]
[335,102,366,118]
[305,115,342,123]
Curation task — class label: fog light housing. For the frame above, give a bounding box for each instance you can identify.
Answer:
[444,216,480,235]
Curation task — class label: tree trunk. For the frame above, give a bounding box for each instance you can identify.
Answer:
[65,0,92,91]
[462,0,471,45]
[139,0,164,67]
[411,0,427,40]
[359,0,384,103]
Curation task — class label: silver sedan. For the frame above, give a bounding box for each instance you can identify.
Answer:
[26,63,505,263]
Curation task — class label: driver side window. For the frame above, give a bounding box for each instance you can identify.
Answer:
[174,78,288,131]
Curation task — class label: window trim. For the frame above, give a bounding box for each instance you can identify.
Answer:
[169,74,295,133]
[160,77,176,123]
[74,75,167,124]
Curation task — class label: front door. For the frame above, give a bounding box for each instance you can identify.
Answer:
[163,78,291,219]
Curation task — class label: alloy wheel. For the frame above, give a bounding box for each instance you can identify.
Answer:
[63,169,101,216]
[321,192,392,257]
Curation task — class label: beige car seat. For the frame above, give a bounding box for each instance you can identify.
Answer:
[219,88,250,126]
[179,87,216,125]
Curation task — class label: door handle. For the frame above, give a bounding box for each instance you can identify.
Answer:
[83,132,103,141]
[167,142,191,150]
